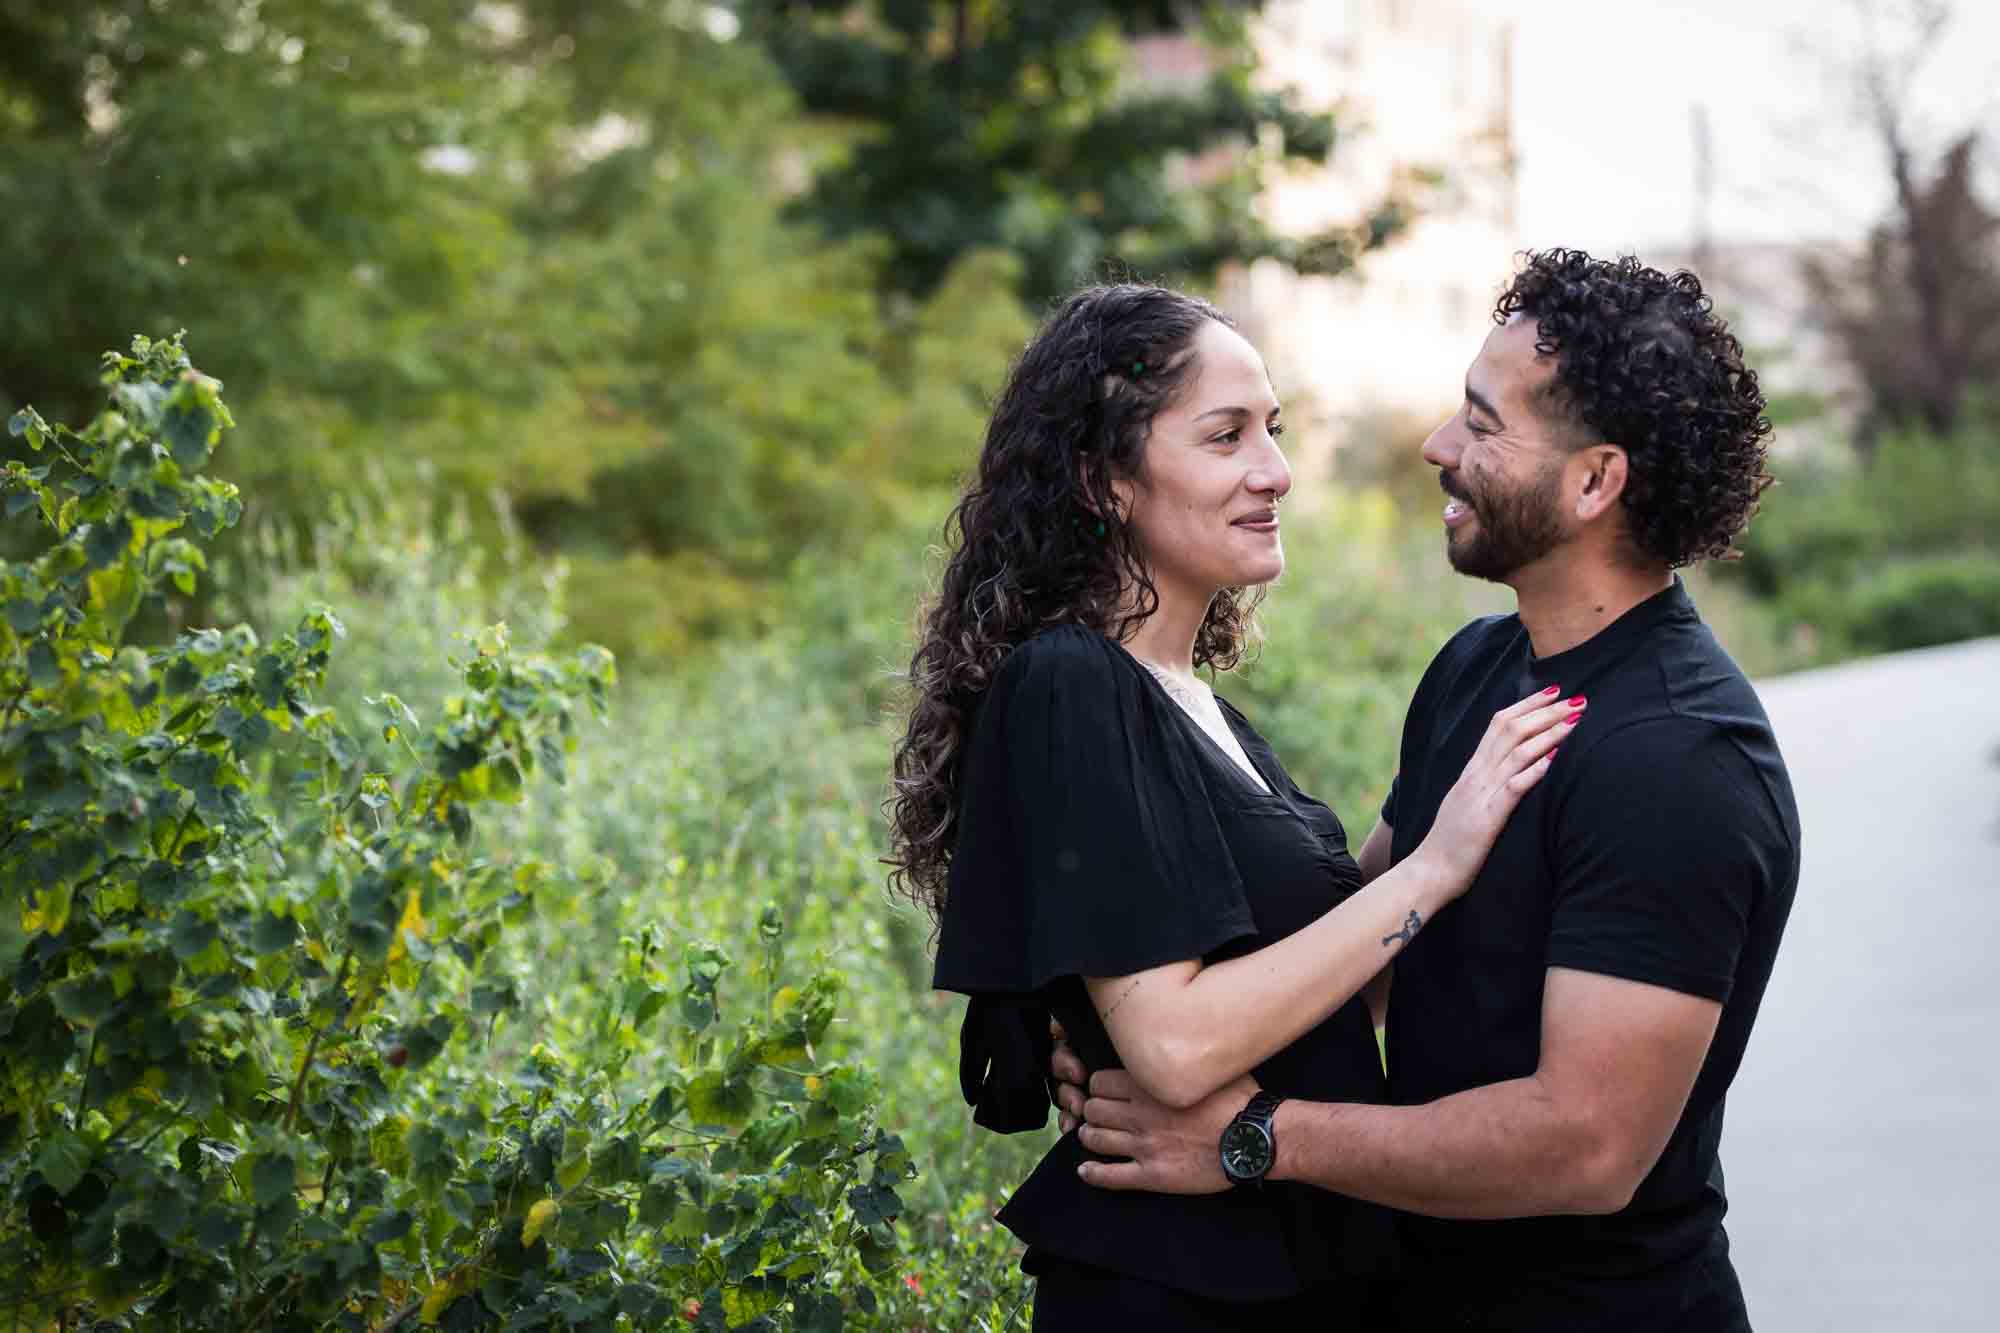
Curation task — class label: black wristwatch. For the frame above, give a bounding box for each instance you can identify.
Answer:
[1219,1090,1284,1187]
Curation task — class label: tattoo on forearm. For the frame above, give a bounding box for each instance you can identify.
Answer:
[1100,978,1142,1021]
[1382,909,1423,949]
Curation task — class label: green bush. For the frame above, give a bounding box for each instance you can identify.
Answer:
[1,339,916,1330]
[1821,552,2000,655]
[1729,409,2000,661]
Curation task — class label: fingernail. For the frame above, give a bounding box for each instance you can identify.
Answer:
[1549,746,1560,759]
[1542,684,1561,696]
[1565,711,1583,725]
[1567,695,1587,707]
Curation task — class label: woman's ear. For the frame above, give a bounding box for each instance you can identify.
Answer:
[1107,475,1135,524]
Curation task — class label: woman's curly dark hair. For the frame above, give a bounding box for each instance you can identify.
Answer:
[1495,249,1774,568]
[887,284,1257,918]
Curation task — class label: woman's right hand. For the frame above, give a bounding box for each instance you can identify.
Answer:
[1418,686,1585,893]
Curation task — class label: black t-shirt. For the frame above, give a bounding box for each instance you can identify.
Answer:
[933,625,1395,1302]
[1379,579,1800,1323]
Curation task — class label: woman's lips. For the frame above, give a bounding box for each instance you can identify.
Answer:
[1232,513,1279,533]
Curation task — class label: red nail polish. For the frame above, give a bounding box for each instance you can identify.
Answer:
[1549,746,1560,759]
[1567,695,1587,707]
[1542,684,1561,696]
[1565,711,1583,725]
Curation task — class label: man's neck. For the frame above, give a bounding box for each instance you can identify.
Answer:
[1508,548,1674,660]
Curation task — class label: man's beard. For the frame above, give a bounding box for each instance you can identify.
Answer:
[1442,462,1566,582]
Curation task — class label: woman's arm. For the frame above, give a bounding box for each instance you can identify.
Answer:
[1085,694,1577,1110]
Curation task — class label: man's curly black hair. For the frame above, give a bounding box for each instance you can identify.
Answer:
[1495,249,1774,568]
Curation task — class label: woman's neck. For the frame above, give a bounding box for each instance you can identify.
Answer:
[1120,578,1213,675]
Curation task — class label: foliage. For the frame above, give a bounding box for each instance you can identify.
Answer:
[1726,407,2000,659]
[0,1,1036,661]
[0,340,918,1329]
[743,0,1422,304]
[1821,552,2000,654]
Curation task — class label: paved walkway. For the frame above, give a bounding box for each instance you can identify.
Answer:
[1728,637,2000,1330]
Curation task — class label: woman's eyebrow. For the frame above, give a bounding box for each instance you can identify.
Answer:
[1192,404,1280,423]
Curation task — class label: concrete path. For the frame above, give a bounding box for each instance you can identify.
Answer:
[1728,637,2000,1331]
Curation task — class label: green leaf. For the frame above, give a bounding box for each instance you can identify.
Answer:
[685,1071,756,1130]
[249,912,299,955]
[34,1129,91,1195]
[365,1208,414,1245]
[27,638,60,687]
[250,1151,295,1206]
[163,401,215,466]
[169,911,219,960]
[83,515,134,570]
[49,976,115,1027]
[793,1290,844,1333]
[846,1183,901,1226]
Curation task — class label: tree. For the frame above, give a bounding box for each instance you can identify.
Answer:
[741,0,1420,303]
[0,2,1034,659]
[1796,1,2000,450]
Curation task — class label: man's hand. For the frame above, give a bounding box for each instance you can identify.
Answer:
[1072,1069,1254,1195]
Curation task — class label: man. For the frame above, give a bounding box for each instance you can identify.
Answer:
[1053,249,1800,1330]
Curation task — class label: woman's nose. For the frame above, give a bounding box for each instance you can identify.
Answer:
[1250,438,1292,500]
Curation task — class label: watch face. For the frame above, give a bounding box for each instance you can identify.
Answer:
[1219,1119,1274,1181]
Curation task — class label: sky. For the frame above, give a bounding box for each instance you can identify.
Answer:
[1505,0,2000,254]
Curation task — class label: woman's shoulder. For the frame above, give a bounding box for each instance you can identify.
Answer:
[990,623,1134,696]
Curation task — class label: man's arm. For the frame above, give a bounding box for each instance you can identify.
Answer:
[1075,964,1719,1216]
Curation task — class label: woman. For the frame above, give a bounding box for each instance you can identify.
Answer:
[887,285,1577,1328]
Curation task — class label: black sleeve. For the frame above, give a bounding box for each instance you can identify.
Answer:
[932,629,1257,1134]
[933,627,1256,997]
[1547,719,1789,1002]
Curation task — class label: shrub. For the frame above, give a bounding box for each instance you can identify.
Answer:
[1,338,913,1330]
[1728,408,2000,662]
[1823,552,2000,655]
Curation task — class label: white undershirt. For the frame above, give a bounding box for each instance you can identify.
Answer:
[1135,661,1272,795]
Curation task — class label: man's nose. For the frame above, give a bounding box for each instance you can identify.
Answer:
[1421,419,1460,470]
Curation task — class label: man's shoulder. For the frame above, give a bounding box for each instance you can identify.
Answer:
[1421,611,1522,681]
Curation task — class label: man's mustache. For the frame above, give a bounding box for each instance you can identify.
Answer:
[1439,471,1471,503]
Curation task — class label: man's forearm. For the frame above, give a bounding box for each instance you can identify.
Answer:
[1269,1077,1632,1219]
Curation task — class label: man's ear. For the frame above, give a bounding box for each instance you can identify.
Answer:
[1573,445,1628,522]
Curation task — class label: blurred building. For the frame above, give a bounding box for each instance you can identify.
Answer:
[1223,0,1523,472]
[1136,2,1848,475]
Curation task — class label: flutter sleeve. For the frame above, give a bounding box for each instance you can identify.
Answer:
[931,627,1256,1130]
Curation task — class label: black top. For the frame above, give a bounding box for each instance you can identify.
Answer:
[1380,579,1799,1312]
[933,625,1396,1301]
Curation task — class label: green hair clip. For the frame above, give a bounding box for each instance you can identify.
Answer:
[1131,360,1146,377]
